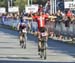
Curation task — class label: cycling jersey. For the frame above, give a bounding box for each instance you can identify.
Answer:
[20,23,26,29]
[37,15,48,28]
[37,16,45,27]
[19,18,26,30]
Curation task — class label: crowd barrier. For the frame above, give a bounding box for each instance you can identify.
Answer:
[46,21,75,39]
[0,18,75,39]
[60,22,74,37]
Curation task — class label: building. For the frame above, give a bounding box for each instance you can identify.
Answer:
[50,0,64,13]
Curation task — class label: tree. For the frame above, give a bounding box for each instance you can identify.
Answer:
[0,0,48,12]
[33,0,37,4]
[0,0,6,7]
[14,0,27,12]
[37,0,47,6]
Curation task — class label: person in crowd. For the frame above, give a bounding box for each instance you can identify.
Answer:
[55,10,63,40]
[2,13,6,24]
[31,13,38,35]
[48,13,56,38]
[27,12,33,33]
[38,5,43,12]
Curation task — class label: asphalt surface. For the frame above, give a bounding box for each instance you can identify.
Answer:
[0,28,75,63]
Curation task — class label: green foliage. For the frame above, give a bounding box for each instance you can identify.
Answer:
[0,0,27,11]
[37,0,47,5]
[0,0,47,11]
[0,0,6,7]
[13,0,27,12]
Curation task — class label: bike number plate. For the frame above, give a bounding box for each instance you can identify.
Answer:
[41,33,46,36]
[22,29,27,33]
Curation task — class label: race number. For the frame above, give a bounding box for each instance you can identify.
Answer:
[22,29,27,33]
[41,32,46,36]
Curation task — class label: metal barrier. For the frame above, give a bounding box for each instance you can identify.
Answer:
[46,21,75,38]
[0,18,75,39]
[0,18,20,27]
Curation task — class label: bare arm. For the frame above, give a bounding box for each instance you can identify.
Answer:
[17,23,20,30]
[48,16,57,19]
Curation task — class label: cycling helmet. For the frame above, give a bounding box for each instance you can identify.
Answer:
[20,16,23,23]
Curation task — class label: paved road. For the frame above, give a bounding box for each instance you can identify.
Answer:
[0,28,75,63]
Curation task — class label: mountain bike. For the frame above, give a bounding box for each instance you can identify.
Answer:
[38,32,47,59]
[19,28,27,49]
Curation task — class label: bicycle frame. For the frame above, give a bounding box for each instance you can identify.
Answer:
[40,32,47,59]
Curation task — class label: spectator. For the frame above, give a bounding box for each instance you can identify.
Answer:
[55,10,63,40]
[47,13,56,38]
[2,14,7,23]
[38,5,43,12]
[66,10,72,18]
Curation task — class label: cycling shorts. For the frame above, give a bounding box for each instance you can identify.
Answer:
[39,27,46,33]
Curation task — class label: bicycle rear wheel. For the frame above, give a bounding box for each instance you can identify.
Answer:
[40,41,47,60]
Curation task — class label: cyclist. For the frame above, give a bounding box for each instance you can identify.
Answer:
[17,16,27,46]
[33,12,49,53]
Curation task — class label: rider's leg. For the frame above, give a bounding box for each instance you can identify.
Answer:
[22,33,25,42]
[19,33,23,45]
[38,31,41,48]
[45,30,48,47]
[20,32,24,43]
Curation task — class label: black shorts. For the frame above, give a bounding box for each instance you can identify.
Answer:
[39,27,46,32]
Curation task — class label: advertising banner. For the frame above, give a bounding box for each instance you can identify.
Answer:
[8,6,19,13]
[0,7,6,13]
[25,5,38,13]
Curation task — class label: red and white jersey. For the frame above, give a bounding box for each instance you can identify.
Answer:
[37,16,45,27]
[32,14,48,28]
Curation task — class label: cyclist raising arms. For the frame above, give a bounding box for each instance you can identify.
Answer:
[32,12,49,53]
